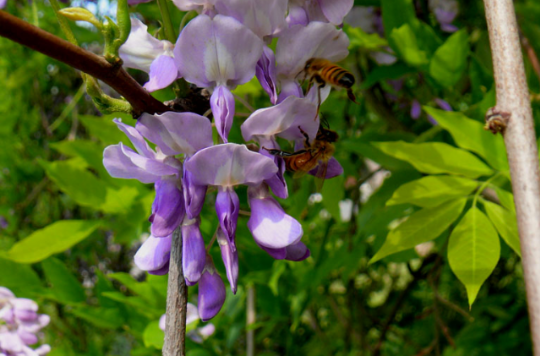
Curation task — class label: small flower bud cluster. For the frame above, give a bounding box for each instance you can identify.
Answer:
[0,287,51,356]
[105,0,354,321]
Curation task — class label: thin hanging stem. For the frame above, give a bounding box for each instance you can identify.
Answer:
[157,0,177,43]
[484,1,540,353]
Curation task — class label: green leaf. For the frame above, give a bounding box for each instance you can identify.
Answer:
[79,114,132,146]
[102,292,161,317]
[346,25,388,51]
[7,220,101,263]
[321,175,344,221]
[100,186,141,214]
[361,62,416,89]
[40,159,107,208]
[390,24,428,67]
[448,207,501,307]
[108,272,162,306]
[42,257,86,303]
[483,201,521,257]
[429,30,469,87]
[494,187,515,212]
[0,257,43,296]
[423,108,509,171]
[370,198,467,263]
[388,176,478,207]
[373,141,494,178]
[70,306,125,329]
[381,0,417,36]
[143,321,165,349]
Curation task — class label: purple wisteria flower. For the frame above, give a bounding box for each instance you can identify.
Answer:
[172,0,217,15]
[198,255,226,321]
[174,14,264,142]
[159,303,215,343]
[287,0,354,26]
[0,0,6,9]
[275,21,349,102]
[429,0,459,32]
[0,287,51,356]
[134,234,172,275]
[119,18,179,92]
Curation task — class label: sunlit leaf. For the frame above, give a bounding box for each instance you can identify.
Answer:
[373,141,494,178]
[448,207,501,307]
[0,257,43,296]
[370,198,467,263]
[424,107,509,171]
[388,175,478,207]
[7,220,101,263]
[429,30,469,87]
[483,200,521,257]
[70,306,125,329]
[143,321,164,349]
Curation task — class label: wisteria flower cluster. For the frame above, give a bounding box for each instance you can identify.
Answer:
[0,288,50,356]
[105,0,354,321]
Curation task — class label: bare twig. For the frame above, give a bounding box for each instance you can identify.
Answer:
[434,293,474,322]
[483,2,540,353]
[163,227,187,356]
[0,11,169,116]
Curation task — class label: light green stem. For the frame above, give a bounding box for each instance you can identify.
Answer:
[157,0,176,43]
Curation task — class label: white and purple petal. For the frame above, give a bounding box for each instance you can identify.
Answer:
[143,55,179,92]
[150,177,185,237]
[216,227,238,294]
[134,235,172,272]
[256,46,279,105]
[211,85,235,142]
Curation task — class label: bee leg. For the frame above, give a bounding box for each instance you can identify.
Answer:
[347,89,359,104]
[314,83,325,121]
[297,126,311,148]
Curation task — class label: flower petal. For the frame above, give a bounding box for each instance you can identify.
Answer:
[144,55,179,92]
[134,235,172,272]
[285,241,310,261]
[103,144,164,183]
[185,144,278,187]
[256,46,279,104]
[318,0,354,25]
[241,95,317,143]
[215,189,239,242]
[183,166,208,219]
[308,157,343,179]
[276,22,349,81]
[150,177,185,237]
[211,85,235,142]
[174,14,264,88]
[258,244,287,259]
[182,218,206,285]
[247,186,303,249]
[198,258,226,321]
[137,112,213,156]
[277,79,303,103]
[119,18,170,73]
[216,227,238,294]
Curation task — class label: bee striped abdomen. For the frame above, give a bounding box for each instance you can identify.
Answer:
[338,72,355,88]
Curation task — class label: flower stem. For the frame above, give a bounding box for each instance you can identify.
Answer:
[157,0,177,43]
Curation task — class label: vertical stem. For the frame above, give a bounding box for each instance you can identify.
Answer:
[163,227,187,356]
[157,0,177,43]
[246,285,256,356]
[483,1,540,354]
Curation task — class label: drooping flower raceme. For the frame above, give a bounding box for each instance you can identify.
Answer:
[174,14,264,142]
[0,287,51,356]
[119,18,179,92]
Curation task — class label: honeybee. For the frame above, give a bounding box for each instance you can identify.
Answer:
[264,125,339,190]
[299,58,358,116]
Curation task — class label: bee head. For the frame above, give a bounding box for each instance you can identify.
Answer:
[304,58,316,71]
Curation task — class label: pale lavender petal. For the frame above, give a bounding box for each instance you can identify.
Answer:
[0,0,6,9]
[286,5,309,26]
[214,0,288,39]
[285,241,310,261]
[183,165,208,219]
[411,99,421,119]
[173,0,214,12]
[144,55,179,92]
[150,177,184,237]
[435,98,452,111]
[185,144,278,187]
[256,46,279,104]
[305,81,331,107]
[277,80,303,103]
[198,258,226,321]
[247,185,302,249]
[215,189,239,242]
[0,331,24,352]
[276,22,349,81]
[134,235,172,271]
[113,119,154,158]
[263,154,288,199]
[186,303,199,325]
[17,329,37,345]
[241,95,318,144]
[182,218,206,285]
[12,299,38,322]
[216,227,238,294]
[174,14,264,88]
[148,260,170,275]
[103,144,174,183]
[308,157,343,178]
[159,314,166,331]
[318,0,353,25]
[211,85,235,142]
[258,244,287,259]
[441,23,459,32]
[119,18,171,73]
[0,287,14,299]
[198,323,215,338]
[35,344,52,355]
[434,7,457,25]
[137,112,213,156]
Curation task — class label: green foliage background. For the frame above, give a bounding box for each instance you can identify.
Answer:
[0,0,537,355]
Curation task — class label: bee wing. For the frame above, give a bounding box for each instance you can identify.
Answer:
[314,160,329,192]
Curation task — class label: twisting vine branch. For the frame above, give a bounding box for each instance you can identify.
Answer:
[0,10,170,116]
[483,1,540,354]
